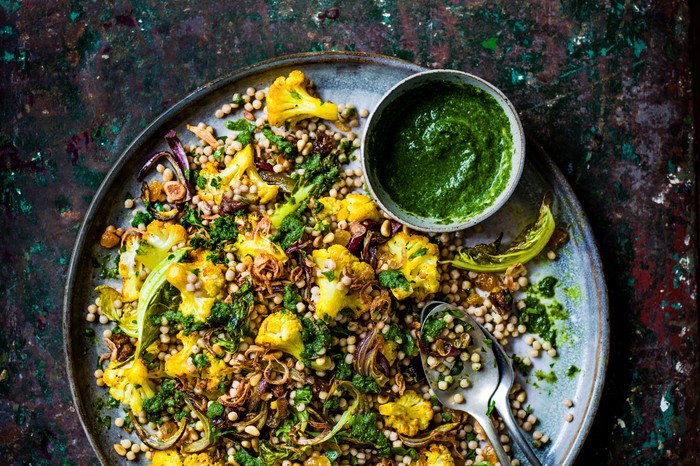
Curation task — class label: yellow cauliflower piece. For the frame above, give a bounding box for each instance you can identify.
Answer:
[234,216,288,264]
[117,221,187,301]
[376,232,439,300]
[165,332,231,390]
[419,444,455,466]
[256,311,304,358]
[151,450,183,466]
[166,253,225,321]
[151,451,224,466]
[197,145,279,204]
[311,244,374,320]
[183,453,224,466]
[138,221,188,270]
[317,193,379,223]
[164,332,199,378]
[378,390,433,436]
[118,233,144,302]
[102,358,157,415]
[266,70,338,128]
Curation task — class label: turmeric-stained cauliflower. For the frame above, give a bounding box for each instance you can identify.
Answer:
[376,232,439,300]
[377,391,433,436]
[165,332,231,390]
[118,221,187,301]
[317,193,380,223]
[183,453,224,466]
[151,450,224,466]
[266,70,338,128]
[255,311,332,370]
[234,215,288,264]
[163,332,199,378]
[102,358,157,415]
[197,144,279,204]
[166,253,225,321]
[418,444,455,466]
[311,244,375,321]
[150,449,183,466]
[256,311,303,357]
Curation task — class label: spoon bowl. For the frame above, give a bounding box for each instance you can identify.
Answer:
[420,301,511,465]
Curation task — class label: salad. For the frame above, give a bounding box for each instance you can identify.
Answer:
[88,70,565,466]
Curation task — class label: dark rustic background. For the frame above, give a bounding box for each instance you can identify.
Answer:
[0,1,697,464]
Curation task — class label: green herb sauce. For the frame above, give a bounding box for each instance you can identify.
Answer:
[371,82,514,220]
[538,276,558,297]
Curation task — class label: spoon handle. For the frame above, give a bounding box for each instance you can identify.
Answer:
[470,412,512,466]
[495,398,543,466]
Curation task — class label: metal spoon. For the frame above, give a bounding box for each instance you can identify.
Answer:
[473,319,543,466]
[420,302,511,466]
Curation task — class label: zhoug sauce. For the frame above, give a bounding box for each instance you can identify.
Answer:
[371,82,514,222]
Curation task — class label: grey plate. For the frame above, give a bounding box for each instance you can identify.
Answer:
[63,52,609,466]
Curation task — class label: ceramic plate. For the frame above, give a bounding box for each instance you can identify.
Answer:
[64,52,609,466]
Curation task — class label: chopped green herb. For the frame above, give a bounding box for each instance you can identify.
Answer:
[131,210,153,228]
[378,269,410,292]
[566,365,581,378]
[538,276,558,298]
[206,401,225,418]
[226,119,256,147]
[534,369,557,384]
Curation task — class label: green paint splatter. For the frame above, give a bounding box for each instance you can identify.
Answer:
[74,165,105,191]
[620,143,642,165]
[0,0,21,14]
[13,405,31,425]
[560,65,586,79]
[55,195,72,213]
[481,37,498,50]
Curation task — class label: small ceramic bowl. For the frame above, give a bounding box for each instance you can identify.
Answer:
[361,69,525,232]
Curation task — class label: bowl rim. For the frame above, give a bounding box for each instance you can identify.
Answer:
[361,68,526,233]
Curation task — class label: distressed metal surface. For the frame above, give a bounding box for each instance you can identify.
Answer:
[0,1,696,464]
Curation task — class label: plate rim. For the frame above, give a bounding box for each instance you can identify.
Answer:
[63,51,609,466]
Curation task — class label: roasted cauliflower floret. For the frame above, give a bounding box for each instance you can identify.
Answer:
[317,193,380,223]
[234,215,288,264]
[151,450,224,466]
[166,253,225,321]
[266,70,338,128]
[311,244,375,321]
[378,391,433,436]
[163,332,199,378]
[165,332,231,390]
[151,449,183,466]
[197,144,279,204]
[118,221,187,301]
[102,358,157,415]
[138,221,188,270]
[183,453,224,466]
[419,444,455,466]
[255,311,332,371]
[118,233,144,302]
[376,232,439,300]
